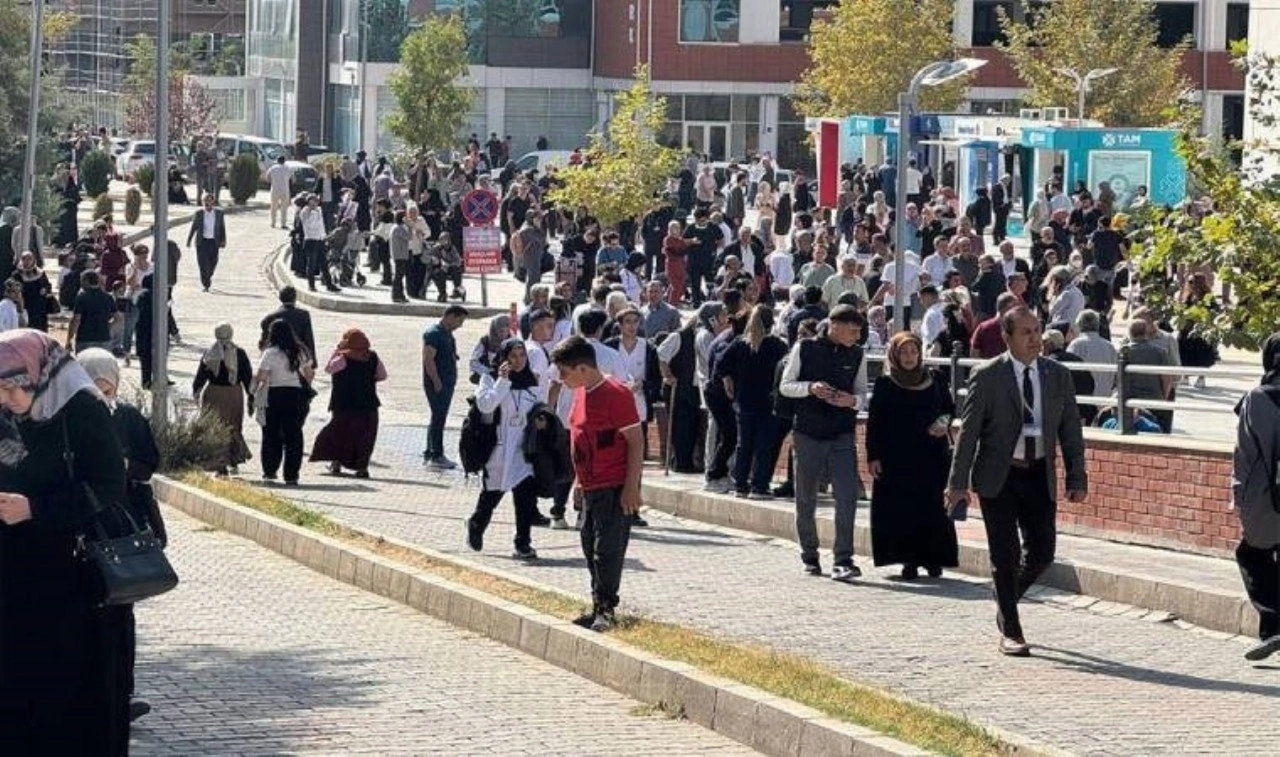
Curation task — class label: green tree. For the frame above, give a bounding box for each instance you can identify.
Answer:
[550,65,680,229]
[0,1,67,224]
[123,33,193,94]
[364,0,412,63]
[997,0,1187,127]
[1131,49,1280,351]
[795,0,965,118]
[385,14,474,155]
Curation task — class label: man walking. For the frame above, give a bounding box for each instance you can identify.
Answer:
[299,194,339,293]
[991,174,1013,244]
[259,285,316,360]
[186,193,225,292]
[422,304,468,469]
[266,155,294,229]
[779,304,868,582]
[552,335,644,633]
[947,306,1087,657]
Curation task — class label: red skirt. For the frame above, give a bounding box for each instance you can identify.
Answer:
[310,409,379,470]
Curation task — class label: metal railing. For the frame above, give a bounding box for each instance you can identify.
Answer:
[863,342,1258,436]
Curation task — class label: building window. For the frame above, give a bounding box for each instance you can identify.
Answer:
[779,1,837,42]
[972,1,1015,47]
[680,0,739,43]
[1226,3,1249,46]
[1152,2,1195,48]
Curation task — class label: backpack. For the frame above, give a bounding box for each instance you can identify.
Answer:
[458,396,500,476]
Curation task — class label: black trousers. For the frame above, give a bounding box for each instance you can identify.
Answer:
[471,476,539,552]
[993,208,1010,243]
[581,486,632,614]
[551,469,577,519]
[195,239,219,289]
[1237,540,1279,639]
[391,258,408,301]
[304,240,333,289]
[669,384,701,471]
[262,387,307,482]
[407,256,427,298]
[979,461,1057,640]
[687,257,711,306]
[430,267,463,299]
[703,385,737,481]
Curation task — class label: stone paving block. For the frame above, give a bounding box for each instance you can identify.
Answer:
[602,646,644,695]
[751,695,813,757]
[370,560,394,597]
[712,683,762,747]
[572,632,612,685]
[488,602,524,648]
[850,735,934,756]
[517,616,550,659]
[424,579,452,619]
[799,717,859,757]
[386,566,411,605]
[352,556,374,591]
[674,670,722,729]
[543,623,583,671]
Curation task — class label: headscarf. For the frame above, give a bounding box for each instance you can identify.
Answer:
[18,251,40,282]
[0,206,18,226]
[886,331,930,390]
[202,322,240,384]
[77,347,120,409]
[0,330,102,466]
[1263,332,1280,386]
[338,328,372,362]
[485,314,510,353]
[492,337,538,391]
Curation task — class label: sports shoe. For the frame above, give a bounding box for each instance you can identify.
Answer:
[802,561,823,577]
[511,546,538,561]
[831,564,862,583]
[550,517,570,530]
[772,482,794,498]
[630,513,648,528]
[465,519,483,552]
[572,611,596,628]
[590,610,617,632]
[429,456,459,470]
[532,512,552,528]
[1245,634,1280,661]
[703,477,731,493]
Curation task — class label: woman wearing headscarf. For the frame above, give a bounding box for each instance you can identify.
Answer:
[310,329,386,479]
[865,331,959,580]
[464,338,546,560]
[193,323,253,475]
[252,319,316,485]
[12,251,53,332]
[0,330,131,754]
[1231,333,1280,661]
[0,206,21,283]
[469,313,510,384]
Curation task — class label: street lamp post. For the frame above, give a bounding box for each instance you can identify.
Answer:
[152,0,172,424]
[892,57,987,335]
[17,0,45,267]
[1055,67,1119,121]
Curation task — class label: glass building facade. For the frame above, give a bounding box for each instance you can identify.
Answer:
[246,0,298,142]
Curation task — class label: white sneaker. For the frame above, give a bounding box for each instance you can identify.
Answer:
[831,564,863,583]
[550,517,570,530]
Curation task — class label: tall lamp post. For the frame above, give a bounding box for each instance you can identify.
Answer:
[892,57,987,335]
[17,0,45,266]
[1055,67,1118,121]
[151,0,172,424]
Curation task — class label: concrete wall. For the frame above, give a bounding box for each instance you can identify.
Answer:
[1245,0,1280,178]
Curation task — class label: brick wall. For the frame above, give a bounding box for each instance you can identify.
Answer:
[647,414,1238,558]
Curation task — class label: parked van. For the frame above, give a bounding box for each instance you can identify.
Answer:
[215,134,316,193]
[513,150,576,174]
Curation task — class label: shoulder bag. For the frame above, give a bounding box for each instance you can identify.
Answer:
[64,418,179,606]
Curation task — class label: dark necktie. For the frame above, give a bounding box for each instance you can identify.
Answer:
[1022,365,1035,463]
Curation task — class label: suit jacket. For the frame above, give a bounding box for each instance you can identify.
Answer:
[187,208,227,248]
[259,304,316,360]
[947,353,1087,501]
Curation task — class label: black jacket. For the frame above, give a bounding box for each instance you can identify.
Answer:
[259,304,316,360]
[186,208,227,248]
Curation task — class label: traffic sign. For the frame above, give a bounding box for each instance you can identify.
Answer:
[461,188,499,225]
[462,226,503,274]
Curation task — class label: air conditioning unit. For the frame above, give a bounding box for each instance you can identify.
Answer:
[1019,108,1043,120]
[1043,107,1069,121]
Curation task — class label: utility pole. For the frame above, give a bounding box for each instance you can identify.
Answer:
[17,0,45,265]
[152,0,172,424]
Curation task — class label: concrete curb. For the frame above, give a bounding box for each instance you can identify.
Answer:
[639,479,1258,637]
[264,244,506,319]
[150,476,1004,757]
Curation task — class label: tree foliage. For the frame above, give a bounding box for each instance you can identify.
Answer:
[997,0,1186,127]
[385,14,474,155]
[124,74,220,142]
[363,0,412,63]
[795,0,965,118]
[549,65,680,229]
[228,153,260,205]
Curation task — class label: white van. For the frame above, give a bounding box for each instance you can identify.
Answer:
[513,150,576,174]
[215,134,316,192]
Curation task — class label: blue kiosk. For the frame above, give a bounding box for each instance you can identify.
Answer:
[1018,125,1186,208]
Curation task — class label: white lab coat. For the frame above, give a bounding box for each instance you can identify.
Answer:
[475,373,546,493]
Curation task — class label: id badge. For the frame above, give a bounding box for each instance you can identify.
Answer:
[1022,424,1041,439]
[510,413,525,428]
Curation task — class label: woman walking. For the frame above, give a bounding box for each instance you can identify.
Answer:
[12,251,53,331]
[311,328,385,478]
[0,330,131,754]
[662,220,688,306]
[715,305,788,498]
[252,319,315,486]
[866,332,959,579]
[193,323,253,475]
[464,338,546,560]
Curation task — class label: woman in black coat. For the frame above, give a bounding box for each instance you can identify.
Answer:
[0,330,131,754]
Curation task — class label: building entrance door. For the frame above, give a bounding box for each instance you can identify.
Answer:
[683,122,728,161]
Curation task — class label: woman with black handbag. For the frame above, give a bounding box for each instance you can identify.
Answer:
[0,330,133,754]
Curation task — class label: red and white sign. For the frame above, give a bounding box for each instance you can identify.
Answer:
[462,226,503,274]
[461,189,500,226]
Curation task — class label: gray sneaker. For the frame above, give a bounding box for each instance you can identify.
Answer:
[831,564,862,583]
[429,456,459,471]
[549,517,570,530]
[590,610,617,632]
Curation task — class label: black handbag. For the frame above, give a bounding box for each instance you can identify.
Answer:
[64,419,178,606]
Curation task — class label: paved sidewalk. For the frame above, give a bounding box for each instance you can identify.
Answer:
[145,208,1280,755]
[132,507,755,755]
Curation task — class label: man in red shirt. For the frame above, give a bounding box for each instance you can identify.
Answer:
[970,292,1020,359]
[551,335,644,632]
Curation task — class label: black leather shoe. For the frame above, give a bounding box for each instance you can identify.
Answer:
[129,700,152,722]
[1245,634,1280,661]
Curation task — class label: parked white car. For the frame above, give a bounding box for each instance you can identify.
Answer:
[116,139,183,177]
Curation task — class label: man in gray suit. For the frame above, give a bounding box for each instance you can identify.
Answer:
[947,306,1087,657]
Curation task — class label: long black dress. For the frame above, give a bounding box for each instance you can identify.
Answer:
[0,390,131,755]
[866,371,959,570]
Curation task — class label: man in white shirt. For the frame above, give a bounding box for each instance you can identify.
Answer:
[822,255,869,310]
[767,247,795,289]
[922,237,953,287]
[879,251,922,325]
[918,285,946,352]
[905,158,924,206]
[265,156,294,229]
[298,194,338,293]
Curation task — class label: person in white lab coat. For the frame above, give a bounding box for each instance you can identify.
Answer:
[465,338,548,559]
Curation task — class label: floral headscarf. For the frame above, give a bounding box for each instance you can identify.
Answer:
[0,329,101,466]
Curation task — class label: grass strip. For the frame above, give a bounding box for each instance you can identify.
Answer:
[176,472,1011,756]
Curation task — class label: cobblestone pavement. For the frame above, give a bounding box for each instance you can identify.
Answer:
[131,508,756,755]
[149,210,1280,756]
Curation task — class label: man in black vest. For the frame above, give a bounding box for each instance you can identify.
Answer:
[779,305,868,581]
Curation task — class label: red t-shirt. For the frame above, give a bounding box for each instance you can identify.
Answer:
[569,377,641,491]
[970,316,1006,360]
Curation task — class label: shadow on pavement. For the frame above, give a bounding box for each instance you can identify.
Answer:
[1033,646,1280,696]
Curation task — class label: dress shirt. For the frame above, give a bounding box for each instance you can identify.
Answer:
[202,209,217,240]
[1009,354,1044,460]
[920,302,946,350]
[300,207,326,241]
[922,253,953,286]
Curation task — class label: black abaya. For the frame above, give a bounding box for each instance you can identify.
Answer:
[865,372,959,569]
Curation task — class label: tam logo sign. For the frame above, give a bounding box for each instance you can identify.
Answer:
[1101,132,1143,148]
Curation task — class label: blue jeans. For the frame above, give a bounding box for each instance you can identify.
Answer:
[424,380,454,459]
[732,409,778,494]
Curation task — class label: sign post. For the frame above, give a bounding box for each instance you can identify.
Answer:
[460,188,501,309]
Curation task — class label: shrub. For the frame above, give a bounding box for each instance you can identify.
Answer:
[92,193,114,222]
[310,152,342,174]
[124,187,142,225]
[136,391,234,473]
[80,149,113,197]
[136,162,156,197]
[228,153,260,205]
